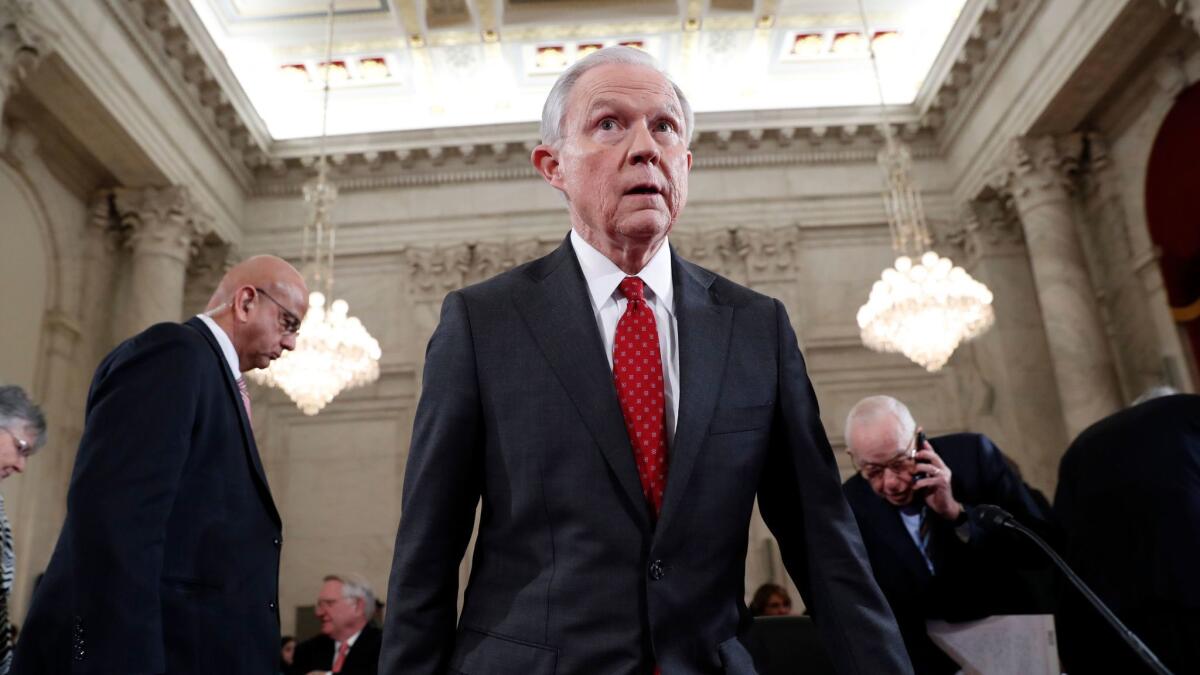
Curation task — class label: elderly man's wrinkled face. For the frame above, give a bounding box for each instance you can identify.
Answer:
[315,580,365,641]
[848,420,918,507]
[548,62,692,251]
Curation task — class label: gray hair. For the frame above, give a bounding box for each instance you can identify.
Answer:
[324,573,375,619]
[539,45,695,147]
[1132,385,1179,406]
[844,395,916,450]
[0,385,47,452]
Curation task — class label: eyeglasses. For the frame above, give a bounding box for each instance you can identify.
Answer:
[853,437,917,482]
[254,287,302,336]
[0,428,33,457]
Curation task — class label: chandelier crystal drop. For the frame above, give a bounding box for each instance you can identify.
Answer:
[246,0,382,414]
[853,0,994,371]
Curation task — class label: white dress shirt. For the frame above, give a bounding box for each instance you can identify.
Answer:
[196,313,241,379]
[570,229,680,443]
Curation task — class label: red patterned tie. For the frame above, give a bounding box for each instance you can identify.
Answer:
[613,277,669,517]
[236,376,252,424]
[332,639,350,672]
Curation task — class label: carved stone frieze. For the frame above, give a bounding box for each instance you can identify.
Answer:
[401,226,804,302]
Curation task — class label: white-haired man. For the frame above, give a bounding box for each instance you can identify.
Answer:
[290,574,381,675]
[380,46,911,674]
[842,395,1056,674]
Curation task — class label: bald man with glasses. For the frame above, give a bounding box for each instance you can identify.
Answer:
[16,256,308,675]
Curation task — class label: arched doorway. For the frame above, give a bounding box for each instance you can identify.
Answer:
[1146,81,1200,384]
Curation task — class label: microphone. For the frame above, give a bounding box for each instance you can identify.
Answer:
[969,504,1175,675]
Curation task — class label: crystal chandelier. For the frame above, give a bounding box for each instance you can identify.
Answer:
[854,0,994,371]
[247,0,381,414]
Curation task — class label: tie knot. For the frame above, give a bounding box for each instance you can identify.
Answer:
[619,276,646,303]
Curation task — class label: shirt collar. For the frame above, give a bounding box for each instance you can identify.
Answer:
[569,228,674,313]
[196,313,241,379]
[337,628,364,650]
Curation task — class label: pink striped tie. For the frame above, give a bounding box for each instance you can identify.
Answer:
[236,376,252,423]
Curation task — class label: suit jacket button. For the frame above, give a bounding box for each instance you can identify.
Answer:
[273,538,281,547]
[648,560,666,581]
[268,601,276,610]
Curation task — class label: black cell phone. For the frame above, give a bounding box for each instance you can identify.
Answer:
[911,430,928,484]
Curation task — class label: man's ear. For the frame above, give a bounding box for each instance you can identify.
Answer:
[232,286,255,322]
[531,144,563,189]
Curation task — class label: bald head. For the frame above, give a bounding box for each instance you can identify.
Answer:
[207,255,306,312]
[206,255,308,372]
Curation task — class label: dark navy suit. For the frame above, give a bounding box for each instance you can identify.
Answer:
[289,623,382,675]
[380,237,911,675]
[1055,394,1200,674]
[14,318,282,674]
[843,433,1056,674]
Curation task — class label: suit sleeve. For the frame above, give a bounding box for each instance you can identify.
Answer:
[379,291,484,674]
[961,435,1061,554]
[756,300,913,675]
[66,324,206,674]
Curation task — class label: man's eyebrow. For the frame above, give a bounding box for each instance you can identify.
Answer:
[584,97,683,119]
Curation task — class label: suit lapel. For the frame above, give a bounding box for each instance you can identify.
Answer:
[656,252,733,536]
[184,317,282,526]
[513,237,653,529]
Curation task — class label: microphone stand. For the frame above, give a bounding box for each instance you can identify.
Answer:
[972,505,1175,675]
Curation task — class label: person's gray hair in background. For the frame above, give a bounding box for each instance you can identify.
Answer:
[539,45,696,147]
[324,573,375,619]
[1132,385,1180,406]
[0,386,47,452]
[845,394,917,446]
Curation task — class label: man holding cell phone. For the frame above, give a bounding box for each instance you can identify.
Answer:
[841,395,1057,675]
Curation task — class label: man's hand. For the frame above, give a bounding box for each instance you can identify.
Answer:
[912,440,964,522]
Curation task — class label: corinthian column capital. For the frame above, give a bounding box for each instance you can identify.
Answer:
[1160,0,1200,36]
[0,0,51,119]
[113,186,210,263]
[993,135,1085,211]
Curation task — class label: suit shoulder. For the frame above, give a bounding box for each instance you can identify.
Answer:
[109,321,210,369]
[677,256,776,310]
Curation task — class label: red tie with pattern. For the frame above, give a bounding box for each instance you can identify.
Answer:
[613,277,669,517]
[236,376,252,424]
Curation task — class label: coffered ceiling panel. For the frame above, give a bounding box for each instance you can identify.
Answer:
[187,0,969,140]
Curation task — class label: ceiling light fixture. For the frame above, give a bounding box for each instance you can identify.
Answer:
[247,0,382,414]
[854,0,994,372]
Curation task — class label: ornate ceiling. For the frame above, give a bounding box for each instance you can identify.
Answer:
[189,0,967,139]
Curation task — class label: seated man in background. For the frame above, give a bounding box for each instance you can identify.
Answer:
[1055,389,1200,674]
[842,395,1057,674]
[290,574,381,675]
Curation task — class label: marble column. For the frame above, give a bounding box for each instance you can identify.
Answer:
[112,186,209,338]
[995,136,1123,439]
[0,0,49,147]
[939,198,1068,494]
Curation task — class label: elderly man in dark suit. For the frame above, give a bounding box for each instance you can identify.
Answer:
[290,574,382,675]
[841,395,1057,674]
[1055,391,1200,674]
[379,46,911,675]
[14,255,307,674]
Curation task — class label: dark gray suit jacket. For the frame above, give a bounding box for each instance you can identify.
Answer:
[380,237,910,675]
